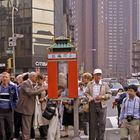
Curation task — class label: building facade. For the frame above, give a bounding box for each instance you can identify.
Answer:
[62,0,94,74]
[0,0,54,74]
[132,41,140,73]
[58,0,134,77]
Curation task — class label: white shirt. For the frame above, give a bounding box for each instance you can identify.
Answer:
[92,80,102,99]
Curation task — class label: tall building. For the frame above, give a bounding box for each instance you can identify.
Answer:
[0,0,54,74]
[66,0,133,77]
[132,41,140,73]
[138,0,140,39]
[103,0,133,77]
[132,0,139,41]
[61,0,94,74]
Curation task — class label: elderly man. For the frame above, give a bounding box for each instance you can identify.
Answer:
[15,72,47,140]
[85,69,112,140]
[0,72,18,140]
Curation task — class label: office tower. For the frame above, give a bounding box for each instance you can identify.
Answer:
[0,0,54,74]
[65,0,133,77]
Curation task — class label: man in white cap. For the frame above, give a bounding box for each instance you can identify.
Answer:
[85,68,112,140]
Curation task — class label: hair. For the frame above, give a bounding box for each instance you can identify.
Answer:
[36,74,43,80]
[79,81,84,86]
[118,88,124,92]
[82,72,92,81]
[22,73,29,81]
[127,85,137,92]
[29,72,36,78]
[124,86,128,91]
[1,72,10,77]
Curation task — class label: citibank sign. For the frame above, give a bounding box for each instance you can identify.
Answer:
[0,63,6,67]
[35,61,47,67]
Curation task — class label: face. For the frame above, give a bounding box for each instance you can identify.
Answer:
[16,75,23,85]
[1,72,10,86]
[93,73,102,83]
[30,74,37,83]
[127,89,136,98]
[79,84,84,89]
[36,78,43,85]
[82,78,89,84]
[118,89,123,93]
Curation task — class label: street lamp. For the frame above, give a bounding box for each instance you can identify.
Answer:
[11,5,18,76]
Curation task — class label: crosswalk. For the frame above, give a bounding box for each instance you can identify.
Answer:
[79,116,119,139]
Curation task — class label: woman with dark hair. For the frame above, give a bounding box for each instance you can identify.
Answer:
[112,87,127,125]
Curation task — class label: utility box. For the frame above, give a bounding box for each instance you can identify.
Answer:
[47,36,78,99]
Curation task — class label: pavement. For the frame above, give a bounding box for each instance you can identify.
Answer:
[35,125,120,140]
[35,126,87,140]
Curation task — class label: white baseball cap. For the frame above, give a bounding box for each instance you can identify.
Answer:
[93,69,102,74]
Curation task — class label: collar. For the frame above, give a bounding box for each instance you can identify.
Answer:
[93,80,102,85]
[128,95,136,101]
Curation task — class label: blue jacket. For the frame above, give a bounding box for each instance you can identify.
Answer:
[115,92,127,105]
[0,83,18,110]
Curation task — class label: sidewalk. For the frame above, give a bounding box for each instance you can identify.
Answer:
[35,126,88,140]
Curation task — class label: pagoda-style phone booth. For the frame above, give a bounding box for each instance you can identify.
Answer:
[47,36,78,99]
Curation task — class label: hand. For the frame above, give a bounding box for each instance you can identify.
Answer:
[39,97,45,102]
[87,95,94,102]
[112,101,117,108]
[42,85,48,91]
[95,95,103,101]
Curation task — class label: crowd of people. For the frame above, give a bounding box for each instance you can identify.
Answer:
[0,68,139,140]
[0,71,75,140]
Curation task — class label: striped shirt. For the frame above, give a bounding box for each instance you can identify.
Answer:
[119,96,140,123]
[0,86,11,109]
[92,80,102,102]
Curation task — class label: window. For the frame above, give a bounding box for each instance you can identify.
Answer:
[32,23,54,34]
[32,0,54,11]
[32,9,54,24]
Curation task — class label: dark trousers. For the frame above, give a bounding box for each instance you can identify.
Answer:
[79,112,89,135]
[39,125,49,138]
[30,115,35,139]
[14,111,22,138]
[0,110,14,140]
[117,104,121,125]
[89,101,107,140]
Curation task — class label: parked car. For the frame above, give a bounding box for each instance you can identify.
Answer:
[126,78,140,86]
[102,78,118,85]
[109,82,123,96]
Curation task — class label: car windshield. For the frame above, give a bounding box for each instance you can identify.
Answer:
[127,79,139,85]
[110,83,122,88]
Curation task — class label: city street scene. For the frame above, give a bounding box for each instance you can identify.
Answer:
[0,0,140,140]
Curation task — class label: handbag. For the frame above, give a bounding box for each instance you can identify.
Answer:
[79,97,89,112]
[42,103,56,120]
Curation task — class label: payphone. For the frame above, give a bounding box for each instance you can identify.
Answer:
[47,36,78,99]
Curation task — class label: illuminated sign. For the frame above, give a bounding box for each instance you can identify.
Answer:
[0,63,6,67]
[35,61,47,67]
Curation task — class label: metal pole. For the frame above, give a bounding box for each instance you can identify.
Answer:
[12,6,15,76]
[12,6,17,76]
[72,99,81,140]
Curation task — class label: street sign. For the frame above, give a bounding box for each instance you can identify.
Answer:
[14,34,24,38]
[6,48,13,54]
[8,37,16,47]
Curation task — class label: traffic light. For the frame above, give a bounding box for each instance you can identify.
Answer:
[8,37,16,47]
[7,58,13,69]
